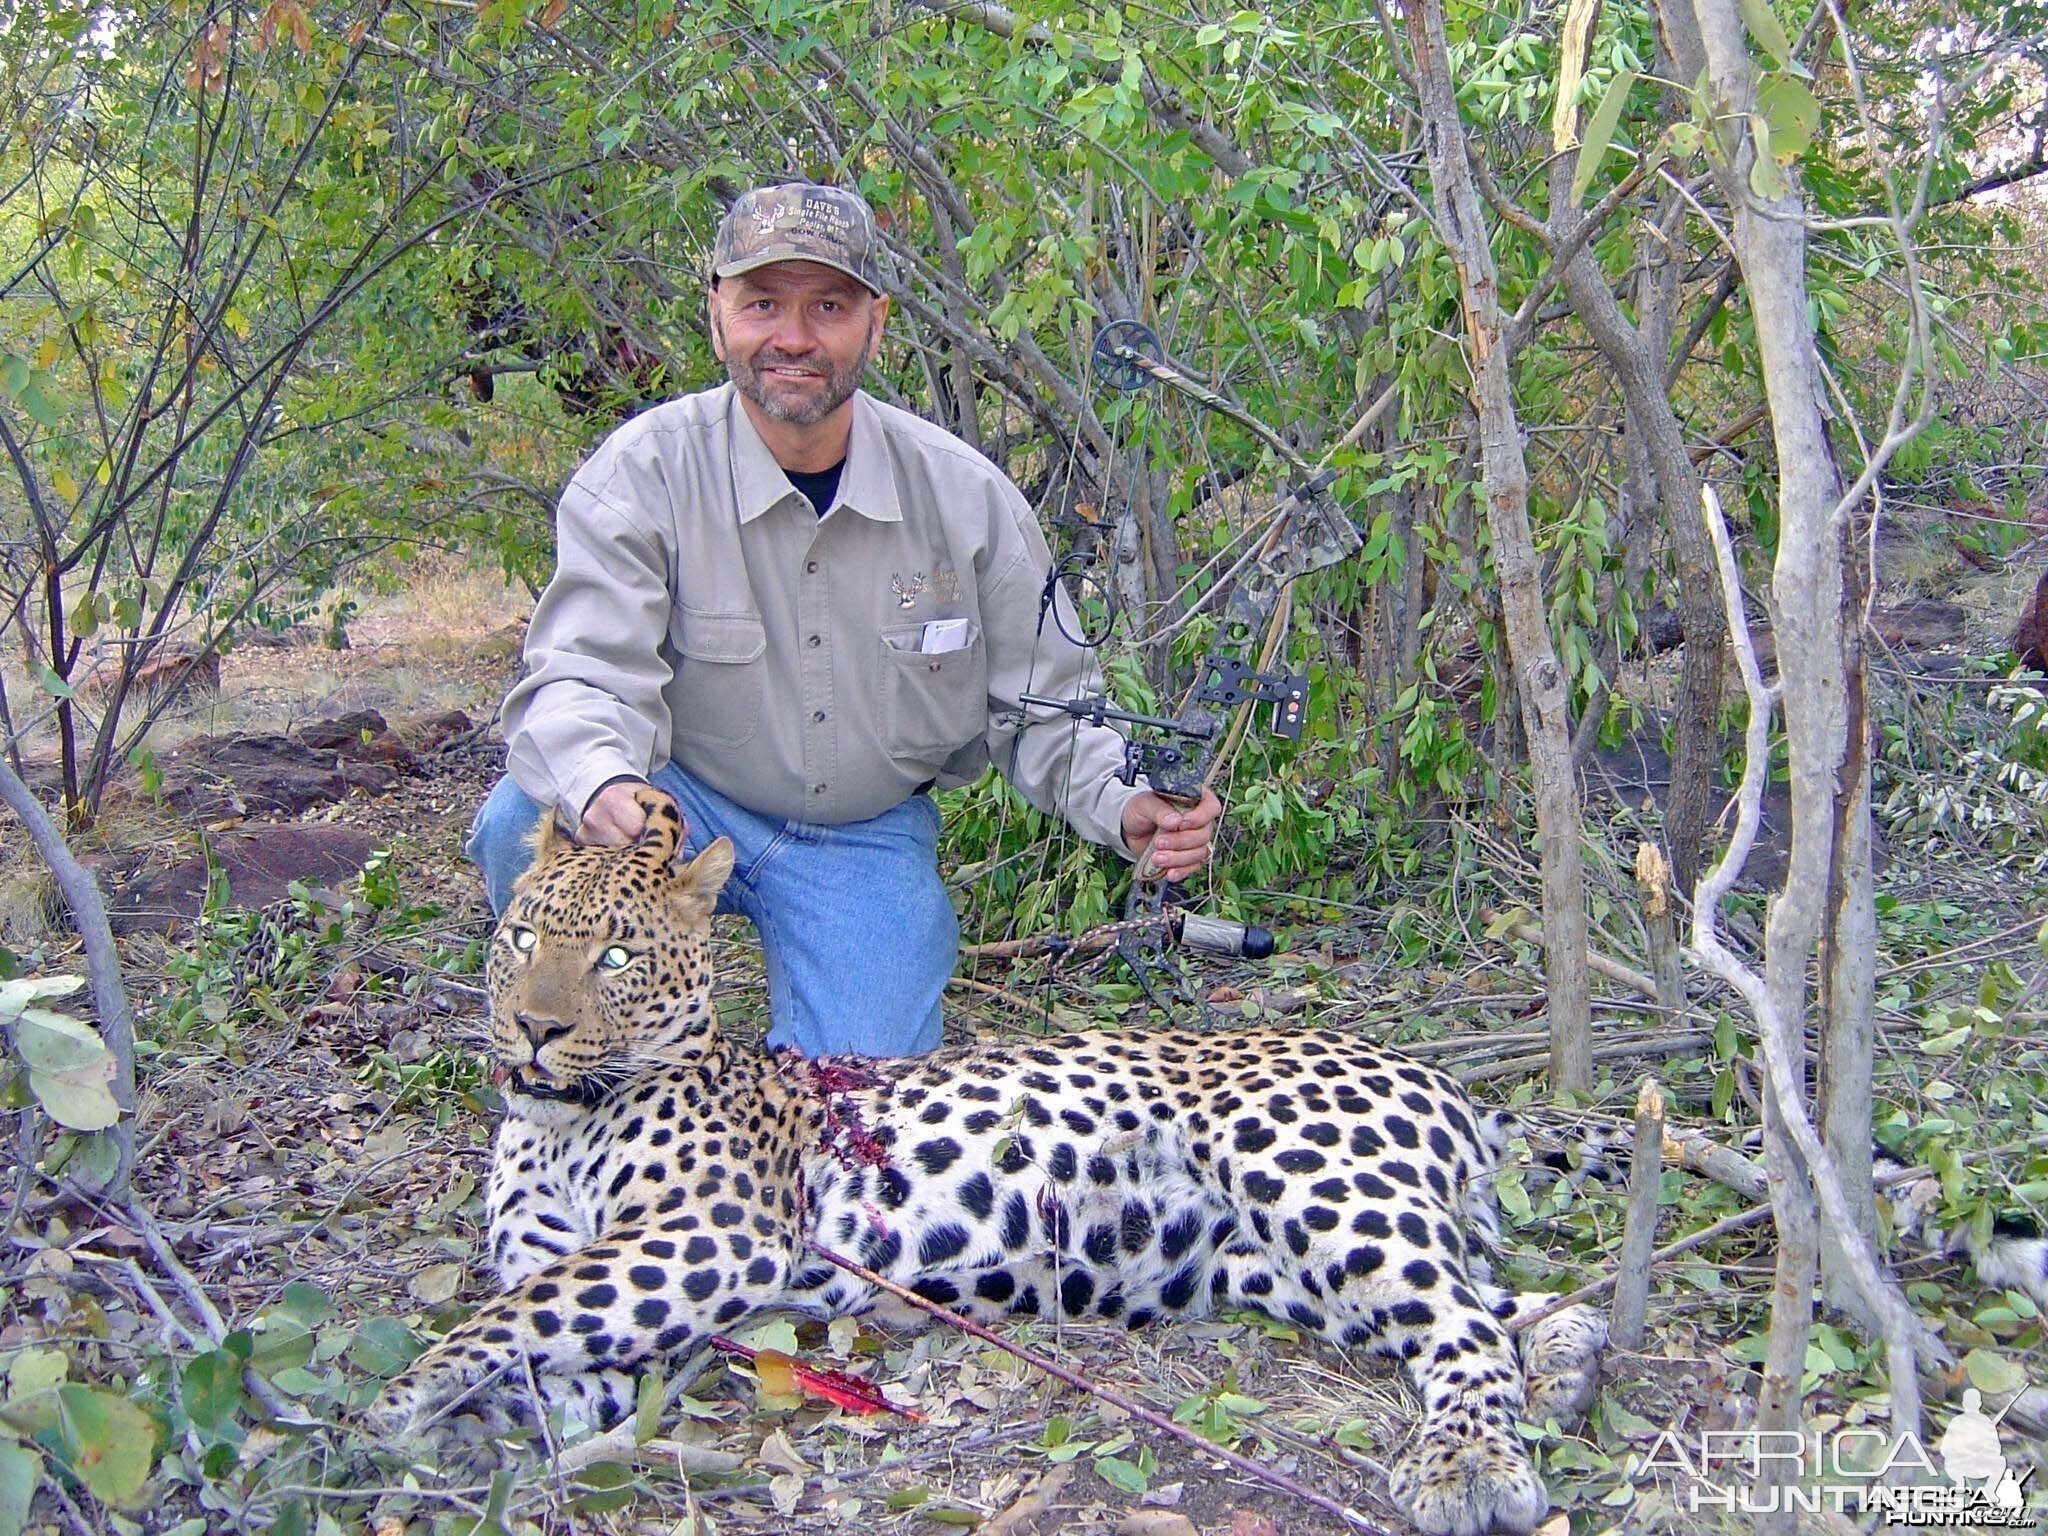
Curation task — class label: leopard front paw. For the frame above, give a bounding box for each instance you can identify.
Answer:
[1387,1408,1546,1536]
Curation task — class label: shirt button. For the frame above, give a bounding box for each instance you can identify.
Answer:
[805,560,819,574]
[812,782,827,795]
[807,634,821,648]
[813,710,826,723]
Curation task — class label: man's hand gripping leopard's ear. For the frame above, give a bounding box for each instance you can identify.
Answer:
[577,780,686,849]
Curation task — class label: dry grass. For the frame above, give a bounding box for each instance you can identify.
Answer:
[0,555,532,787]
[0,861,59,944]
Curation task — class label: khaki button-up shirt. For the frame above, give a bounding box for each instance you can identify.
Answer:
[502,383,1145,851]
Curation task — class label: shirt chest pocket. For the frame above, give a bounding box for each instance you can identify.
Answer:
[880,622,986,762]
[672,608,764,748]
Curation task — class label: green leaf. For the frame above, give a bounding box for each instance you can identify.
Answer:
[21,1040,115,1129]
[0,977,84,1025]
[1921,1025,1971,1054]
[69,1132,120,1189]
[885,1486,930,1510]
[1600,1399,1662,1438]
[1756,73,1819,161]
[1095,1455,1150,1494]
[16,380,60,432]
[922,1507,980,1526]
[4,1347,68,1401]
[276,1283,338,1330]
[0,356,27,399]
[735,1318,800,1356]
[180,1350,245,1433]
[347,1317,424,1378]
[18,1008,119,1132]
[0,1442,39,1536]
[1963,1349,2026,1396]
[1738,0,1798,71]
[53,1384,157,1507]
[1570,70,1637,205]
[1747,115,1790,198]
[12,1007,104,1071]
[633,1370,661,1445]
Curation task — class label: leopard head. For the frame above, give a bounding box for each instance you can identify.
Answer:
[486,788,734,1112]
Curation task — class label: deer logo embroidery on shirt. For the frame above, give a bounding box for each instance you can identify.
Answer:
[891,571,927,610]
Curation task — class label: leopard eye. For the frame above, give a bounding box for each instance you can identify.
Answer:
[597,944,633,971]
[507,925,537,953]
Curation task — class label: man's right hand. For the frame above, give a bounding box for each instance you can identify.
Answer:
[579,779,676,846]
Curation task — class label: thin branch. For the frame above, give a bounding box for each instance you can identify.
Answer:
[0,758,133,1198]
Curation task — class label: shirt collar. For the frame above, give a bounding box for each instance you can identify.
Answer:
[730,385,902,526]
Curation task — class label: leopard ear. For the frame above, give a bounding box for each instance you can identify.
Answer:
[630,787,685,864]
[674,836,734,915]
[528,811,570,867]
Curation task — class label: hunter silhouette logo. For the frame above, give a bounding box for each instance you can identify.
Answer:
[1938,1390,2033,1515]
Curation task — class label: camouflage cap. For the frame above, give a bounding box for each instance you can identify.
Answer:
[711,183,885,296]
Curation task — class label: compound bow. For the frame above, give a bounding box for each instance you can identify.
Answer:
[1023,320,1365,1005]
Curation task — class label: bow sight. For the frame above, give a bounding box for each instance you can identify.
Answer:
[1031,321,1366,997]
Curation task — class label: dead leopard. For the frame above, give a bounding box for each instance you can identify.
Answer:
[368,793,1605,1535]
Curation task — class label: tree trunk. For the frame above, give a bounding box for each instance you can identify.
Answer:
[1545,166,1725,897]
[1820,511,1878,1315]
[1683,0,1902,1490]
[1401,0,1593,1094]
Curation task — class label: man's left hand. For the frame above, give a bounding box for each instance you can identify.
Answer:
[1120,788,1224,882]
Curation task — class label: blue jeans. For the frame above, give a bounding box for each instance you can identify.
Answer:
[465,763,954,1057]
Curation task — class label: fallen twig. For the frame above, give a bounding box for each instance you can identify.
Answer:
[1453,1032,1712,1084]
[549,1423,745,1478]
[121,1198,318,1428]
[808,1242,1391,1535]
[1484,911,1661,1000]
[945,973,1061,1026]
[1663,1131,1766,1201]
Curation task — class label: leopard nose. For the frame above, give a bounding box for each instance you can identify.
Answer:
[516,1011,574,1048]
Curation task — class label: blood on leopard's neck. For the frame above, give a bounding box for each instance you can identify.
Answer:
[770,1052,895,1172]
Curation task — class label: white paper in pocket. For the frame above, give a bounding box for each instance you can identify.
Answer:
[918,618,971,654]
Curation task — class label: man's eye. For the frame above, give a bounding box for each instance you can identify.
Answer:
[507,926,537,953]
[597,945,633,970]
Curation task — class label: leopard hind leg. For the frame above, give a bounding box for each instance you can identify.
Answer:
[1492,1291,1606,1426]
